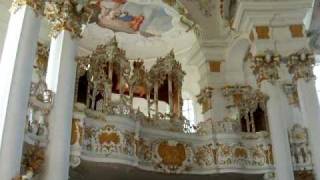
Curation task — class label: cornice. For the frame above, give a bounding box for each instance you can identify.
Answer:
[233,0,314,32]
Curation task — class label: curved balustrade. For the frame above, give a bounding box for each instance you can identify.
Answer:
[71,103,274,175]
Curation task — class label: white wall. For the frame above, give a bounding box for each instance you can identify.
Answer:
[0,3,10,62]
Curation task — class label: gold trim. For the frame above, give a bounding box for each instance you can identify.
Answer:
[10,0,44,15]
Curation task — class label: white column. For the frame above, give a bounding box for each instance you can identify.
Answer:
[260,81,294,180]
[43,31,78,180]
[0,6,40,180]
[297,79,320,180]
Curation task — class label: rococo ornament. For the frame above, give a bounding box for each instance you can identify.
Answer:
[287,50,315,82]
[10,0,44,15]
[161,0,201,37]
[222,85,269,133]
[15,78,54,179]
[35,42,49,76]
[289,124,313,171]
[44,0,95,38]
[13,145,45,180]
[197,87,214,113]
[282,83,299,107]
[77,39,188,132]
[251,50,281,84]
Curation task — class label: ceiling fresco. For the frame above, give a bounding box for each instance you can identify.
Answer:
[97,0,173,36]
[87,0,175,37]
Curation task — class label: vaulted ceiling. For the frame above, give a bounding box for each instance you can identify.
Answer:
[0,0,232,63]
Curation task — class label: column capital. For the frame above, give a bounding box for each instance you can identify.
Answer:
[287,50,315,82]
[251,50,281,85]
[44,1,94,39]
[10,0,45,15]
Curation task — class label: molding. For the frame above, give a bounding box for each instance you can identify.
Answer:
[233,0,314,32]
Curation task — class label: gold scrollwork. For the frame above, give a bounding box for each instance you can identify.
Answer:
[10,0,44,15]
[44,0,95,38]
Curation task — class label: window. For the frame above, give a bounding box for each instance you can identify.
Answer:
[182,99,195,124]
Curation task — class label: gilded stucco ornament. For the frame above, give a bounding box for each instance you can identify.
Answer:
[289,124,313,171]
[10,0,44,15]
[15,75,54,179]
[222,85,268,133]
[162,0,201,37]
[44,0,95,38]
[251,50,281,84]
[287,50,315,82]
[153,140,193,173]
[13,145,45,180]
[282,83,299,107]
[197,87,214,113]
[35,42,49,76]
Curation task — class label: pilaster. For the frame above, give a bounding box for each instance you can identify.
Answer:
[42,1,83,180]
[250,50,294,180]
[287,50,320,180]
[0,1,42,179]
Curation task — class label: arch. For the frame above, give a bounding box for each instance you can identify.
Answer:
[225,37,251,84]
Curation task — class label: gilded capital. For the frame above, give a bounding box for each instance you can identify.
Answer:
[10,0,44,15]
[251,50,281,84]
[287,50,315,82]
[44,0,95,39]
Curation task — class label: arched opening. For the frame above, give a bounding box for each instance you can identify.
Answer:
[240,105,268,133]
[77,72,89,104]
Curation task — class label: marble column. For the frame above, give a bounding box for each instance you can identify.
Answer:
[0,5,41,180]
[296,79,320,180]
[43,30,78,180]
[260,81,294,180]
